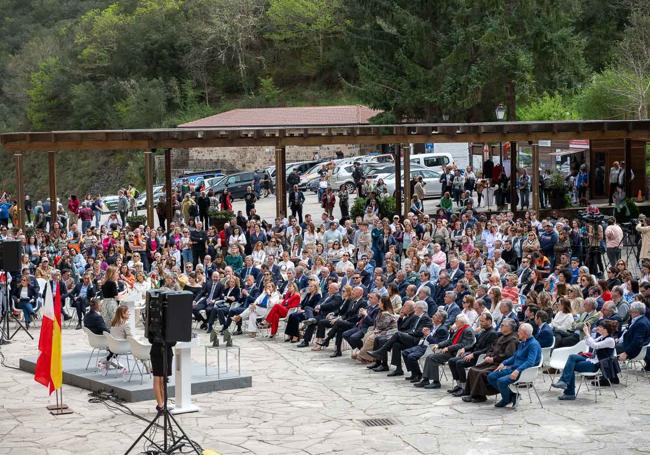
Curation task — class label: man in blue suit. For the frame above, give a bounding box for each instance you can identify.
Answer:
[488,323,541,408]
[616,302,650,364]
[534,310,554,348]
[239,256,261,283]
[441,291,461,329]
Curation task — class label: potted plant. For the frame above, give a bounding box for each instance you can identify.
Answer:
[126,215,147,230]
[547,172,568,209]
[208,208,234,230]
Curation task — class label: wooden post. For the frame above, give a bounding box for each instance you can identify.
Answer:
[403,143,411,218]
[48,151,57,222]
[275,146,287,218]
[14,153,25,228]
[509,141,517,213]
[624,138,632,198]
[144,149,154,228]
[164,148,173,224]
[532,144,540,216]
[394,144,402,217]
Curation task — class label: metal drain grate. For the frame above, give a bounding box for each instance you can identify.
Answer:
[359,418,398,427]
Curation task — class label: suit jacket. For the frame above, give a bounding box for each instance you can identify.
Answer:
[535,322,554,348]
[438,326,476,354]
[447,267,465,285]
[319,293,343,315]
[358,304,380,331]
[343,298,368,324]
[620,316,650,358]
[71,282,97,301]
[295,274,308,291]
[84,309,108,335]
[404,313,433,338]
[240,283,260,308]
[468,327,498,356]
[239,266,261,282]
[424,297,438,317]
[431,284,451,308]
[442,302,461,328]
[300,292,321,310]
[496,311,519,331]
[50,280,69,300]
[288,191,305,207]
[396,280,409,298]
[424,325,449,344]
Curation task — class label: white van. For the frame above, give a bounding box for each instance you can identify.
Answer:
[410,143,470,170]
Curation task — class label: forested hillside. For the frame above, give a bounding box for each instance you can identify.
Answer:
[0,0,648,197]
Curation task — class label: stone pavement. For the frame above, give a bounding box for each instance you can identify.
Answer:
[1,325,650,455]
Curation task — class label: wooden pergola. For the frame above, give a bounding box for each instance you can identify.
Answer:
[2,119,650,229]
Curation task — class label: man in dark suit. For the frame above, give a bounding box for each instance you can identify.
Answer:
[416,286,437,317]
[394,271,410,299]
[446,313,498,394]
[447,258,465,285]
[368,302,418,371]
[616,302,650,364]
[495,299,519,331]
[342,292,381,353]
[288,184,305,224]
[319,287,367,357]
[83,298,108,335]
[193,271,223,329]
[402,309,449,381]
[442,291,461,329]
[534,310,555,348]
[369,301,432,376]
[239,256,261,283]
[516,256,533,288]
[431,272,452,308]
[294,266,308,291]
[299,283,343,347]
[414,314,476,389]
[70,273,97,329]
[50,270,71,321]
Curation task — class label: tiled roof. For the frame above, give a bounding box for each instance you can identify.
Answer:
[178,105,382,128]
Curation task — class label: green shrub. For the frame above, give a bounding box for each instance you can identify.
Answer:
[126,215,147,229]
[350,196,398,219]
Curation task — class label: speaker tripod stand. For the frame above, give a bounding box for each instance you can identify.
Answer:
[0,272,33,343]
[125,342,201,455]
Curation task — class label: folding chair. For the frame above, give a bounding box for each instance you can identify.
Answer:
[621,343,650,385]
[546,340,586,389]
[539,338,555,382]
[83,327,108,370]
[576,369,618,403]
[508,357,544,409]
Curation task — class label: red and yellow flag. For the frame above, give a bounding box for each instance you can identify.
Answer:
[34,281,63,394]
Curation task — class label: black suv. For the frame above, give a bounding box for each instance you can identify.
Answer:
[208,171,256,200]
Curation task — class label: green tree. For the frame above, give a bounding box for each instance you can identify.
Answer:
[518,93,579,121]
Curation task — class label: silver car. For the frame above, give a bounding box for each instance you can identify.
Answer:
[381,168,443,199]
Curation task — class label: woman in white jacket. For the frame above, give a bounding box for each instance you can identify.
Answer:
[235,282,281,337]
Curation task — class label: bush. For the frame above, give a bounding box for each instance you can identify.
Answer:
[126,215,147,229]
[615,198,640,222]
[208,209,234,229]
[350,196,398,219]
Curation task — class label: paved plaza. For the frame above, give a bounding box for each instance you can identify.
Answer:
[1,324,650,455]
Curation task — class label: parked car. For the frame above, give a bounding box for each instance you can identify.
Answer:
[102,195,120,213]
[208,171,257,200]
[381,168,443,199]
[136,185,164,209]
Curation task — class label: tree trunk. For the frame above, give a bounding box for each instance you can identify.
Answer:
[506,80,517,121]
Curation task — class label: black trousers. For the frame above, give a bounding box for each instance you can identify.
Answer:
[327,319,355,352]
[72,297,90,322]
[609,182,617,204]
[448,356,477,383]
[193,299,210,322]
[377,332,419,371]
[207,302,230,329]
[343,327,365,350]
[199,211,209,227]
[290,205,303,224]
[157,214,166,231]
[373,335,392,366]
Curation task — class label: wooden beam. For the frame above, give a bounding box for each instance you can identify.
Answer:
[144,149,154,229]
[14,153,25,229]
[48,151,57,225]
[403,144,411,218]
[532,144,540,217]
[624,138,632,198]
[510,141,517,213]
[394,144,402,217]
[275,146,287,218]
[164,148,173,225]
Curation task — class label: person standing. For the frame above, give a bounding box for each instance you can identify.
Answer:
[190,221,208,267]
[321,187,336,218]
[352,162,364,195]
[24,195,32,224]
[117,190,129,227]
[253,169,262,198]
[608,161,620,205]
[338,185,349,220]
[243,186,257,218]
[68,195,80,229]
[604,217,623,266]
[414,176,426,212]
[197,191,210,227]
[518,169,531,209]
[219,189,232,212]
[288,184,305,224]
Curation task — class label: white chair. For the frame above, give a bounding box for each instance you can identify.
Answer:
[546,339,586,388]
[83,327,108,370]
[274,307,298,342]
[621,343,650,385]
[575,368,618,402]
[127,336,152,384]
[539,338,556,382]
[104,332,133,376]
[508,356,544,409]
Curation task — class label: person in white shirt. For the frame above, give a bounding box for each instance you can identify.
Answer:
[335,252,354,275]
[551,298,576,332]
[235,282,281,337]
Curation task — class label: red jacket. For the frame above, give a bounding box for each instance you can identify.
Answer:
[280,291,301,309]
[68,198,80,214]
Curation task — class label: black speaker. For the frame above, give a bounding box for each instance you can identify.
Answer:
[0,240,22,272]
[164,292,193,343]
[145,290,193,344]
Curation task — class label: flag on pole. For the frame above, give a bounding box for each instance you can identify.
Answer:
[34,281,63,394]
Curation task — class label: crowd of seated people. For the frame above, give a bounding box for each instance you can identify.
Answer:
[3,184,650,408]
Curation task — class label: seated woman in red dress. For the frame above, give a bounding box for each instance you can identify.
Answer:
[264,283,301,338]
